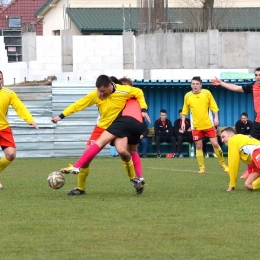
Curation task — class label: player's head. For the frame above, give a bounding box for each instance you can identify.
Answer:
[240,112,248,123]
[96,75,113,99]
[110,76,123,85]
[191,76,202,94]
[254,67,260,84]
[221,127,236,145]
[119,77,133,86]
[160,109,167,121]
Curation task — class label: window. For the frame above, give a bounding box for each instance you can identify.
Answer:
[8,17,22,28]
[53,30,60,36]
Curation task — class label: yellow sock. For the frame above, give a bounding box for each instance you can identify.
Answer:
[196,149,205,169]
[0,156,11,172]
[77,167,89,191]
[214,146,225,165]
[122,158,135,179]
[252,177,260,190]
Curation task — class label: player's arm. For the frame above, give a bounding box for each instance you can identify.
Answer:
[181,96,189,131]
[213,112,219,127]
[51,90,97,123]
[211,77,244,92]
[227,142,241,191]
[10,92,39,129]
[128,86,148,111]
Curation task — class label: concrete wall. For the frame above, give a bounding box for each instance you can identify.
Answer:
[135,31,260,70]
[0,31,260,85]
[22,32,36,63]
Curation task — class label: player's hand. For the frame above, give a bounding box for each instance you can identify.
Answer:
[211,77,222,86]
[51,116,61,124]
[29,122,39,129]
[142,112,151,124]
[227,187,235,191]
[213,118,219,127]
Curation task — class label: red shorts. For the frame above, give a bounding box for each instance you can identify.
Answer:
[0,127,16,148]
[251,148,260,172]
[192,126,217,141]
[87,125,105,146]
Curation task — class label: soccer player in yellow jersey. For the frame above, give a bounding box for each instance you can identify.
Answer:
[52,75,149,194]
[221,127,260,191]
[181,76,228,174]
[0,71,39,188]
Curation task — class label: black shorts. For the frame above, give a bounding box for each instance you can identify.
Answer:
[106,116,145,145]
[251,121,260,140]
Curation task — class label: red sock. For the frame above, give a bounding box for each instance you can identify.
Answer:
[74,144,101,168]
[131,151,142,178]
[248,165,252,174]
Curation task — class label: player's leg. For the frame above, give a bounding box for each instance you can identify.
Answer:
[206,127,228,173]
[194,139,205,173]
[73,130,116,169]
[128,144,143,179]
[245,172,260,190]
[0,127,16,173]
[192,129,205,173]
[0,147,15,172]
[115,137,143,194]
[245,149,260,190]
[155,135,162,157]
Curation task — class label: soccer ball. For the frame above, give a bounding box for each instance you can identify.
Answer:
[47,172,65,189]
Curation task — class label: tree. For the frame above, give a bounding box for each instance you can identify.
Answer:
[180,0,236,31]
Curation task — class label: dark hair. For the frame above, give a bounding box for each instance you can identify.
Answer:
[254,67,260,73]
[221,127,236,134]
[192,76,202,83]
[178,109,182,113]
[119,77,133,86]
[160,109,167,113]
[96,75,112,88]
[241,112,248,118]
[110,76,123,85]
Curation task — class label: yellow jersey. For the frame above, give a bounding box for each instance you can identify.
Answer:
[62,84,148,130]
[0,86,35,130]
[182,89,219,130]
[228,134,260,187]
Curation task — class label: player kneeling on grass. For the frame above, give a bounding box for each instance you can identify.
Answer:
[221,127,260,191]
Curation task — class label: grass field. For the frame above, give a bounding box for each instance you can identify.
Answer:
[0,156,259,260]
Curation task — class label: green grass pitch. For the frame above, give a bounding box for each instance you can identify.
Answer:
[0,157,259,260]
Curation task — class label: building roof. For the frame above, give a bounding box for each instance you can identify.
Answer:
[0,0,46,35]
[35,0,59,18]
[63,7,260,34]
[133,79,255,88]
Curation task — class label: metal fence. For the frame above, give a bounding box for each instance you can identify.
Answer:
[1,81,110,158]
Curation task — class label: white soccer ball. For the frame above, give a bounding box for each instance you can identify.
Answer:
[47,172,65,189]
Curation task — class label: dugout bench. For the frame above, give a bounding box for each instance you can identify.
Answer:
[147,127,191,157]
[146,126,232,157]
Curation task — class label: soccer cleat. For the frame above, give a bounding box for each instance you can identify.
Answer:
[179,153,184,158]
[204,152,209,158]
[198,167,205,174]
[212,152,218,158]
[157,153,161,158]
[60,164,79,174]
[172,153,176,158]
[130,177,144,195]
[220,164,229,174]
[139,177,146,185]
[67,187,86,195]
[240,170,250,179]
